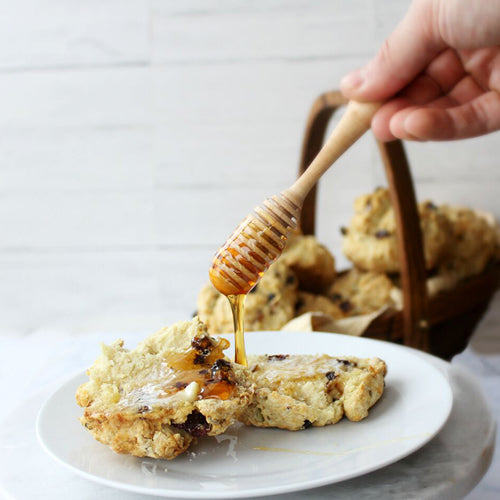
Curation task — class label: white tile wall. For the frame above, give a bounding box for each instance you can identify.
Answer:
[0,0,499,337]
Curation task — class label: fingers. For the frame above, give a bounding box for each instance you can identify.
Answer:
[371,50,479,141]
[421,49,466,93]
[371,50,465,140]
[386,75,485,139]
[458,47,500,90]
[395,49,464,103]
[372,98,414,142]
[340,0,500,141]
[386,91,500,141]
[439,0,500,49]
[448,75,486,103]
[341,0,445,101]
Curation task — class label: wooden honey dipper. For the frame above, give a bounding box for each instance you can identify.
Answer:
[210,100,381,297]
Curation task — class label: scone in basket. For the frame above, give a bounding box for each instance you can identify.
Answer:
[298,91,500,360]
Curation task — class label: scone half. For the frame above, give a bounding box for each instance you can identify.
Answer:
[240,354,386,431]
[76,317,252,459]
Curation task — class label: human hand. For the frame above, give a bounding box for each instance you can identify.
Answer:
[341,0,500,141]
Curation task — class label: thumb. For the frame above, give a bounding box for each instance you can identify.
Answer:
[341,0,445,101]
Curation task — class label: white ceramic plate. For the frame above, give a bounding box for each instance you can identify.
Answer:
[37,331,452,499]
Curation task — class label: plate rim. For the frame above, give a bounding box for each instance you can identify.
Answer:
[36,331,453,499]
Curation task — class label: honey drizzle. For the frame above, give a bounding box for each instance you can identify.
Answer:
[210,194,300,367]
[227,294,247,367]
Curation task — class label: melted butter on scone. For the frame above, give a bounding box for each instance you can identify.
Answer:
[241,354,387,430]
[120,380,202,409]
[111,336,237,411]
[77,317,238,414]
[252,354,356,384]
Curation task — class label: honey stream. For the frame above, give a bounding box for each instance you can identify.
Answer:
[227,294,247,367]
[209,204,296,367]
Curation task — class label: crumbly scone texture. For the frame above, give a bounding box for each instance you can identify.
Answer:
[76,317,252,459]
[240,354,387,430]
[328,268,396,316]
[437,205,498,281]
[281,234,336,293]
[342,188,453,272]
[197,260,298,334]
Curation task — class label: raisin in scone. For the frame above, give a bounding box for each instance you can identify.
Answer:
[438,205,498,280]
[197,260,298,334]
[76,317,252,459]
[281,234,336,292]
[240,354,386,430]
[328,268,396,316]
[342,188,453,272]
[294,291,345,319]
[293,269,395,321]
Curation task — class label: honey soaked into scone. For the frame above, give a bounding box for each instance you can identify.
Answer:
[240,354,386,431]
[76,317,252,460]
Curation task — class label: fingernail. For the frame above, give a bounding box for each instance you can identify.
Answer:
[340,69,364,91]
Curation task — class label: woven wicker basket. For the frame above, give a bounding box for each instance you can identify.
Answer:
[298,90,500,360]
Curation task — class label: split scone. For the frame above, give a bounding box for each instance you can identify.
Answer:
[240,354,387,431]
[76,317,252,459]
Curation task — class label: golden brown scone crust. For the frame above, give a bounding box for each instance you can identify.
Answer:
[294,291,345,319]
[79,410,194,459]
[281,235,336,292]
[76,317,252,459]
[240,354,386,430]
[328,268,396,316]
[342,188,453,272]
[292,269,395,321]
[197,260,298,334]
[438,205,497,280]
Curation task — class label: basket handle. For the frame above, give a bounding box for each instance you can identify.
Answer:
[298,90,429,352]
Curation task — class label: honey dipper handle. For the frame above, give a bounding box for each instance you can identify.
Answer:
[285,100,381,203]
